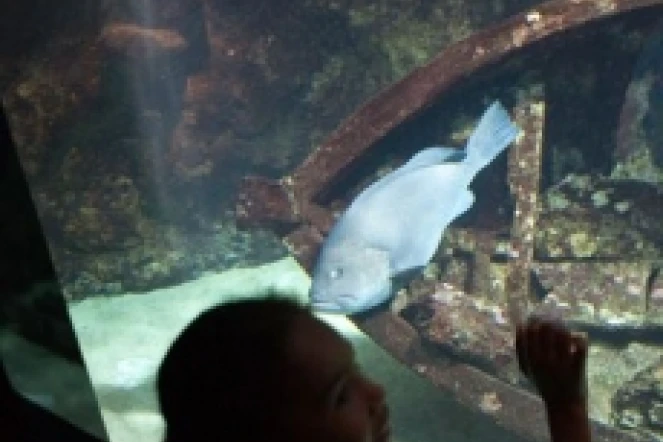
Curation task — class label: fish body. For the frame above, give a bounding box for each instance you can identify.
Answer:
[310,101,520,314]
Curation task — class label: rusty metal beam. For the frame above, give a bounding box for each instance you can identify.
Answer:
[506,89,546,326]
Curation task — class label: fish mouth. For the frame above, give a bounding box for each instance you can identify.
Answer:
[309,300,343,313]
[310,295,362,315]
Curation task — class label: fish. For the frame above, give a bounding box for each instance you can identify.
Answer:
[309,100,521,315]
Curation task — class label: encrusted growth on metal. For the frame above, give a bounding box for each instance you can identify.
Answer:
[506,90,546,326]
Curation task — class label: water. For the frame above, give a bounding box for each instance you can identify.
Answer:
[2,0,663,441]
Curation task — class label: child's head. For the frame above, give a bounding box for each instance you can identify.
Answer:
[157,294,390,442]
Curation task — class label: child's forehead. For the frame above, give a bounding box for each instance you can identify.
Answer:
[291,314,351,353]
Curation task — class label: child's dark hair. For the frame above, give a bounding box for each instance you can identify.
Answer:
[157,293,311,442]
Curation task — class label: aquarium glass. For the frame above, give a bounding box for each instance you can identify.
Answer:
[2,1,663,441]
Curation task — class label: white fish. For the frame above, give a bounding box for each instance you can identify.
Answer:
[309,101,520,314]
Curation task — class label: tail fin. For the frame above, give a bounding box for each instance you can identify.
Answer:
[463,101,520,175]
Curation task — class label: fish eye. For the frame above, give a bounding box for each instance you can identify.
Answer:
[329,268,344,279]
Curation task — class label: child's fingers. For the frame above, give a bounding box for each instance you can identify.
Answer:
[519,316,579,371]
[551,320,575,367]
[525,317,546,374]
[570,332,588,374]
[515,324,530,376]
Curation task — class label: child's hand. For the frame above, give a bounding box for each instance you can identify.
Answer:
[515,315,588,409]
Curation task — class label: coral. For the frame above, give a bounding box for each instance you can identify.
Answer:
[568,232,598,257]
[57,216,289,300]
[591,189,611,208]
[3,40,101,177]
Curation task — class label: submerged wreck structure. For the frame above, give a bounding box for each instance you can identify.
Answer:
[236,1,663,440]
